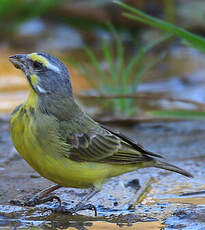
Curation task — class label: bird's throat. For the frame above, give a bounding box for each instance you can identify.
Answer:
[25,88,39,108]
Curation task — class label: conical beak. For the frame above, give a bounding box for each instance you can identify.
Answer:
[9,54,27,69]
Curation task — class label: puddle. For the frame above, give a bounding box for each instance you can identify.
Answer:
[0,204,163,229]
[0,213,164,230]
[165,206,205,230]
[158,197,205,205]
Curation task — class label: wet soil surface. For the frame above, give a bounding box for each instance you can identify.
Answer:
[1,118,205,229]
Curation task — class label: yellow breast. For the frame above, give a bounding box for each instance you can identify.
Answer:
[10,90,44,171]
[10,90,137,189]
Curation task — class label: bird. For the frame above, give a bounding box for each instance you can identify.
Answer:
[9,52,193,215]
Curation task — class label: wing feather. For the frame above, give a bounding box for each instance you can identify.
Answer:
[66,123,162,164]
[68,128,121,161]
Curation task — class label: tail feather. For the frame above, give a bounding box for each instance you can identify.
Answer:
[153,160,193,178]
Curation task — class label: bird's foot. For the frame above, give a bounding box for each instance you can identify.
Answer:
[46,202,97,216]
[68,202,97,216]
[10,195,61,207]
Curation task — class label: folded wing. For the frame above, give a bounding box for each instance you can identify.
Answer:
[67,126,157,164]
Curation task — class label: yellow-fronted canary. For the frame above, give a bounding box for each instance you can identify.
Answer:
[9,52,192,215]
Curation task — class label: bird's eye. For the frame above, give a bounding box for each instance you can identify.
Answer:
[33,61,43,69]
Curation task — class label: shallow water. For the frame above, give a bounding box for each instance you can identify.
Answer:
[1,118,205,229]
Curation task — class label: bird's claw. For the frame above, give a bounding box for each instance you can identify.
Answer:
[45,202,97,216]
[68,202,97,216]
[10,195,61,207]
[10,199,25,206]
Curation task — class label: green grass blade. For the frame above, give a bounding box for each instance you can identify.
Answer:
[107,23,124,78]
[115,1,205,52]
[106,24,127,111]
[124,13,205,52]
[80,64,101,90]
[116,33,124,78]
[133,52,166,89]
[123,48,144,84]
[67,57,99,90]
[144,33,173,53]
[124,33,171,81]
[150,110,205,119]
[101,38,116,84]
[84,45,107,79]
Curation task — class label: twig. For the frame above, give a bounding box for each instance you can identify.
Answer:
[95,116,183,125]
[77,93,205,110]
[77,92,165,99]
[129,177,156,209]
[180,190,205,196]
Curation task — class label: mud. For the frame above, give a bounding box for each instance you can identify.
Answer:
[1,118,205,229]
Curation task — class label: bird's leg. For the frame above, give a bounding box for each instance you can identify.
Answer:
[10,184,62,206]
[68,189,98,215]
[181,190,205,196]
[51,188,99,216]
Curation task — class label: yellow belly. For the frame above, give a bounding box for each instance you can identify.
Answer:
[10,104,137,190]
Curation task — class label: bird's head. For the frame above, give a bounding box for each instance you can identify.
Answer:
[9,52,73,97]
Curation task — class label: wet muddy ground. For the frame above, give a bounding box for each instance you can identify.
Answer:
[1,117,205,229]
[1,46,205,229]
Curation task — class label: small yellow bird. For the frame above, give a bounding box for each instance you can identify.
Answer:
[9,52,192,215]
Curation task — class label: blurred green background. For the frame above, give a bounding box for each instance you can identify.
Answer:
[1,0,205,122]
